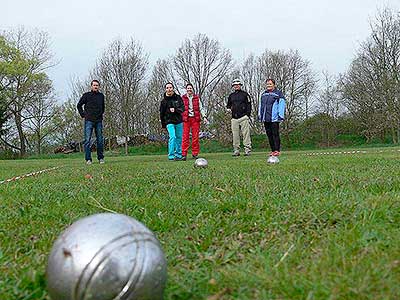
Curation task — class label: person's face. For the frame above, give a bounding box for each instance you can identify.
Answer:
[233,84,241,91]
[91,81,100,92]
[266,80,275,91]
[186,85,193,95]
[165,84,174,95]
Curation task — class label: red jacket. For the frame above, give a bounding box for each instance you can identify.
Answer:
[182,94,201,122]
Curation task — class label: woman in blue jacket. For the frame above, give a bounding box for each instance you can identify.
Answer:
[258,79,286,156]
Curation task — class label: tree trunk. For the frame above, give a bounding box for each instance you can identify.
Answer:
[397,122,400,144]
[14,112,26,156]
[37,132,41,155]
[391,126,397,144]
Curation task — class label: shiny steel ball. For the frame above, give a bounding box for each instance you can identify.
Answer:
[267,156,280,164]
[46,213,167,300]
[194,158,208,168]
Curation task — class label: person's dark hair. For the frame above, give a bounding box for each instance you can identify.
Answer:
[91,79,100,86]
[266,78,276,85]
[186,83,194,89]
[165,82,174,88]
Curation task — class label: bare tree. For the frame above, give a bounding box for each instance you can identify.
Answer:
[239,50,317,139]
[272,50,316,131]
[144,59,174,135]
[316,71,345,118]
[94,38,148,154]
[173,33,233,117]
[209,74,235,144]
[342,7,400,142]
[311,71,346,146]
[240,54,265,133]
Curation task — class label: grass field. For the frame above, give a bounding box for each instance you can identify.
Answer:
[1,148,399,300]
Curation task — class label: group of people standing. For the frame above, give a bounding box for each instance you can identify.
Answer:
[159,78,286,161]
[76,78,286,164]
[160,83,206,161]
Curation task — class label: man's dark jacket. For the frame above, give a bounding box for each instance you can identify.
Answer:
[77,91,105,122]
[227,90,251,119]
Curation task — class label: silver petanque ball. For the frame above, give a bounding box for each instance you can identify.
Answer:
[46,213,167,300]
[194,158,208,168]
[267,156,280,164]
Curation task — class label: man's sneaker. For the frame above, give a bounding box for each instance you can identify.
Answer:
[273,151,281,156]
[99,159,105,164]
[244,150,251,156]
[192,155,198,159]
[232,150,240,157]
[174,157,183,161]
[182,156,187,161]
[86,160,92,165]
[269,152,274,156]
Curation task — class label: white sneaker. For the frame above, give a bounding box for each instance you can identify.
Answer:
[86,160,92,165]
[99,159,105,164]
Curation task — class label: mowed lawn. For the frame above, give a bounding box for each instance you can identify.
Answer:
[0,148,399,300]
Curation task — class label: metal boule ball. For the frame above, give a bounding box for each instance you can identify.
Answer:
[194,158,208,168]
[267,156,280,164]
[46,213,167,300]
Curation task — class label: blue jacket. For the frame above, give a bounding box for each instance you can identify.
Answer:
[258,89,286,122]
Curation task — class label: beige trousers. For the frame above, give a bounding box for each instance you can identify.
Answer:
[231,115,252,151]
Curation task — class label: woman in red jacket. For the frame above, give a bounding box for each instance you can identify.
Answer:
[181,83,207,160]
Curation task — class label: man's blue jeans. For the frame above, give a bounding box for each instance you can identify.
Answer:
[84,120,104,161]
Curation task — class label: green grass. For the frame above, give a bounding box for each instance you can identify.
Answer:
[0,147,399,300]
[3,133,396,160]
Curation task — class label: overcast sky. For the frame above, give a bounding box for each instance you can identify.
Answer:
[1,0,399,101]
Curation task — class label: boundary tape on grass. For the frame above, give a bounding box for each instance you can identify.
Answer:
[304,150,367,156]
[303,149,400,156]
[0,166,61,185]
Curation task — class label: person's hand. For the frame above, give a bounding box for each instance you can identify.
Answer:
[170,108,175,112]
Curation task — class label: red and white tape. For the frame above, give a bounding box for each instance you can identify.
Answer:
[304,150,367,156]
[0,166,60,185]
[303,149,400,156]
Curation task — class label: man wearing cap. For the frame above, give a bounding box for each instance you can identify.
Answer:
[227,79,252,156]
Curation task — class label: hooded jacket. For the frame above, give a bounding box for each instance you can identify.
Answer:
[258,89,286,122]
[160,93,185,128]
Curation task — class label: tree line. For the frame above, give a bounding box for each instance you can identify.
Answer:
[0,7,399,157]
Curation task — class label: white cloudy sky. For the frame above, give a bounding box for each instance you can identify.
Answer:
[1,0,399,100]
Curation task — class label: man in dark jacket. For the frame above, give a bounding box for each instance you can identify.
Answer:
[227,78,252,156]
[77,80,105,164]
[160,82,185,161]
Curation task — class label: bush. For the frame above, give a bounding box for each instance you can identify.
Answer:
[0,149,19,160]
